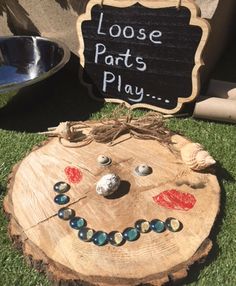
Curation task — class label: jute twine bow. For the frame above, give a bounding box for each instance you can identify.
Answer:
[89,112,172,145]
[44,110,174,149]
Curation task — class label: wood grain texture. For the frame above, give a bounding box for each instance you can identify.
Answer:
[77,0,210,114]
[4,133,220,285]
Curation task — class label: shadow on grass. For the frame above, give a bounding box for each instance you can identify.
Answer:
[165,164,234,286]
[0,53,105,132]
[0,184,6,196]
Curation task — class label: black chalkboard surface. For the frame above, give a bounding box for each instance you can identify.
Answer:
[78,0,209,113]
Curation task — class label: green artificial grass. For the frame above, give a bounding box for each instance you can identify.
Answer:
[0,103,235,286]
[0,91,16,109]
[0,131,50,286]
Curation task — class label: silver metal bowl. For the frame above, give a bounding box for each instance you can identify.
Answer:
[0,36,70,93]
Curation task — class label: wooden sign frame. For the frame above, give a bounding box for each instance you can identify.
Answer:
[77,0,210,114]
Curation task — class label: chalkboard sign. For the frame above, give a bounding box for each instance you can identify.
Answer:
[77,0,210,113]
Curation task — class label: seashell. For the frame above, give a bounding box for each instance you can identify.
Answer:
[181,143,216,171]
[134,164,152,176]
[97,155,112,166]
[96,173,121,196]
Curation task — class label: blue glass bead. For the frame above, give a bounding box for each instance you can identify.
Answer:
[54,194,70,205]
[123,227,139,242]
[58,208,75,220]
[78,227,95,242]
[70,217,86,230]
[108,231,124,246]
[54,182,70,193]
[150,219,166,233]
[135,219,150,233]
[165,218,182,232]
[92,231,108,246]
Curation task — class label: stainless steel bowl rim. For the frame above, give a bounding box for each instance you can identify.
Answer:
[0,36,71,92]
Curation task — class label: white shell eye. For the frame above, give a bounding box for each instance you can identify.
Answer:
[97,155,112,166]
[135,164,152,176]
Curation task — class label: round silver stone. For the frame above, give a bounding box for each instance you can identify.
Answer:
[96,173,120,196]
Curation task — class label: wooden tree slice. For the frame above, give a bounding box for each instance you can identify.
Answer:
[4,133,220,286]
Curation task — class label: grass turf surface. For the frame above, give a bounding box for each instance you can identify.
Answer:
[0,103,235,286]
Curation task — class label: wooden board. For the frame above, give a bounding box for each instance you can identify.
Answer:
[77,0,210,114]
[4,134,220,285]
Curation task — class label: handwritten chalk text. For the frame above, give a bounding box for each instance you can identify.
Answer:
[91,10,170,106]
[103,71,144,102]
[98,12,162,44]
[95,44,147,71]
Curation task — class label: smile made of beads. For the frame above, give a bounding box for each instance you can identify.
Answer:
[54,181,183,247]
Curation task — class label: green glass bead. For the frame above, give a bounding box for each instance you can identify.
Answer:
[54,181,70,193]
[70,217,86,230]
[165,218,182,232]
[54,194,70,205]
[58,207,75,220]
[150,219,166,233]
[123,227,139,242]
[135,219,150,233]
[108,231,124,246]
[78,227,95,242]
[92,231,108,246]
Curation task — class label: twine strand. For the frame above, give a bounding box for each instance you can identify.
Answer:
[57,111,173,148]
[176,0,182,9]
[40,105,188,149]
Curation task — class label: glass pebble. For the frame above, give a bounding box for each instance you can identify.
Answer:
[70,217,86,230]
[165,218,182,232]
[54,181,70,193]
[92,231,108,246]
[108,231,124,246]
[123,227,139,241]
[150,219,166,233]
[78,227,95,242]
[54,194,70,205]
[135,219,150,233]
[58,207,75,220]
